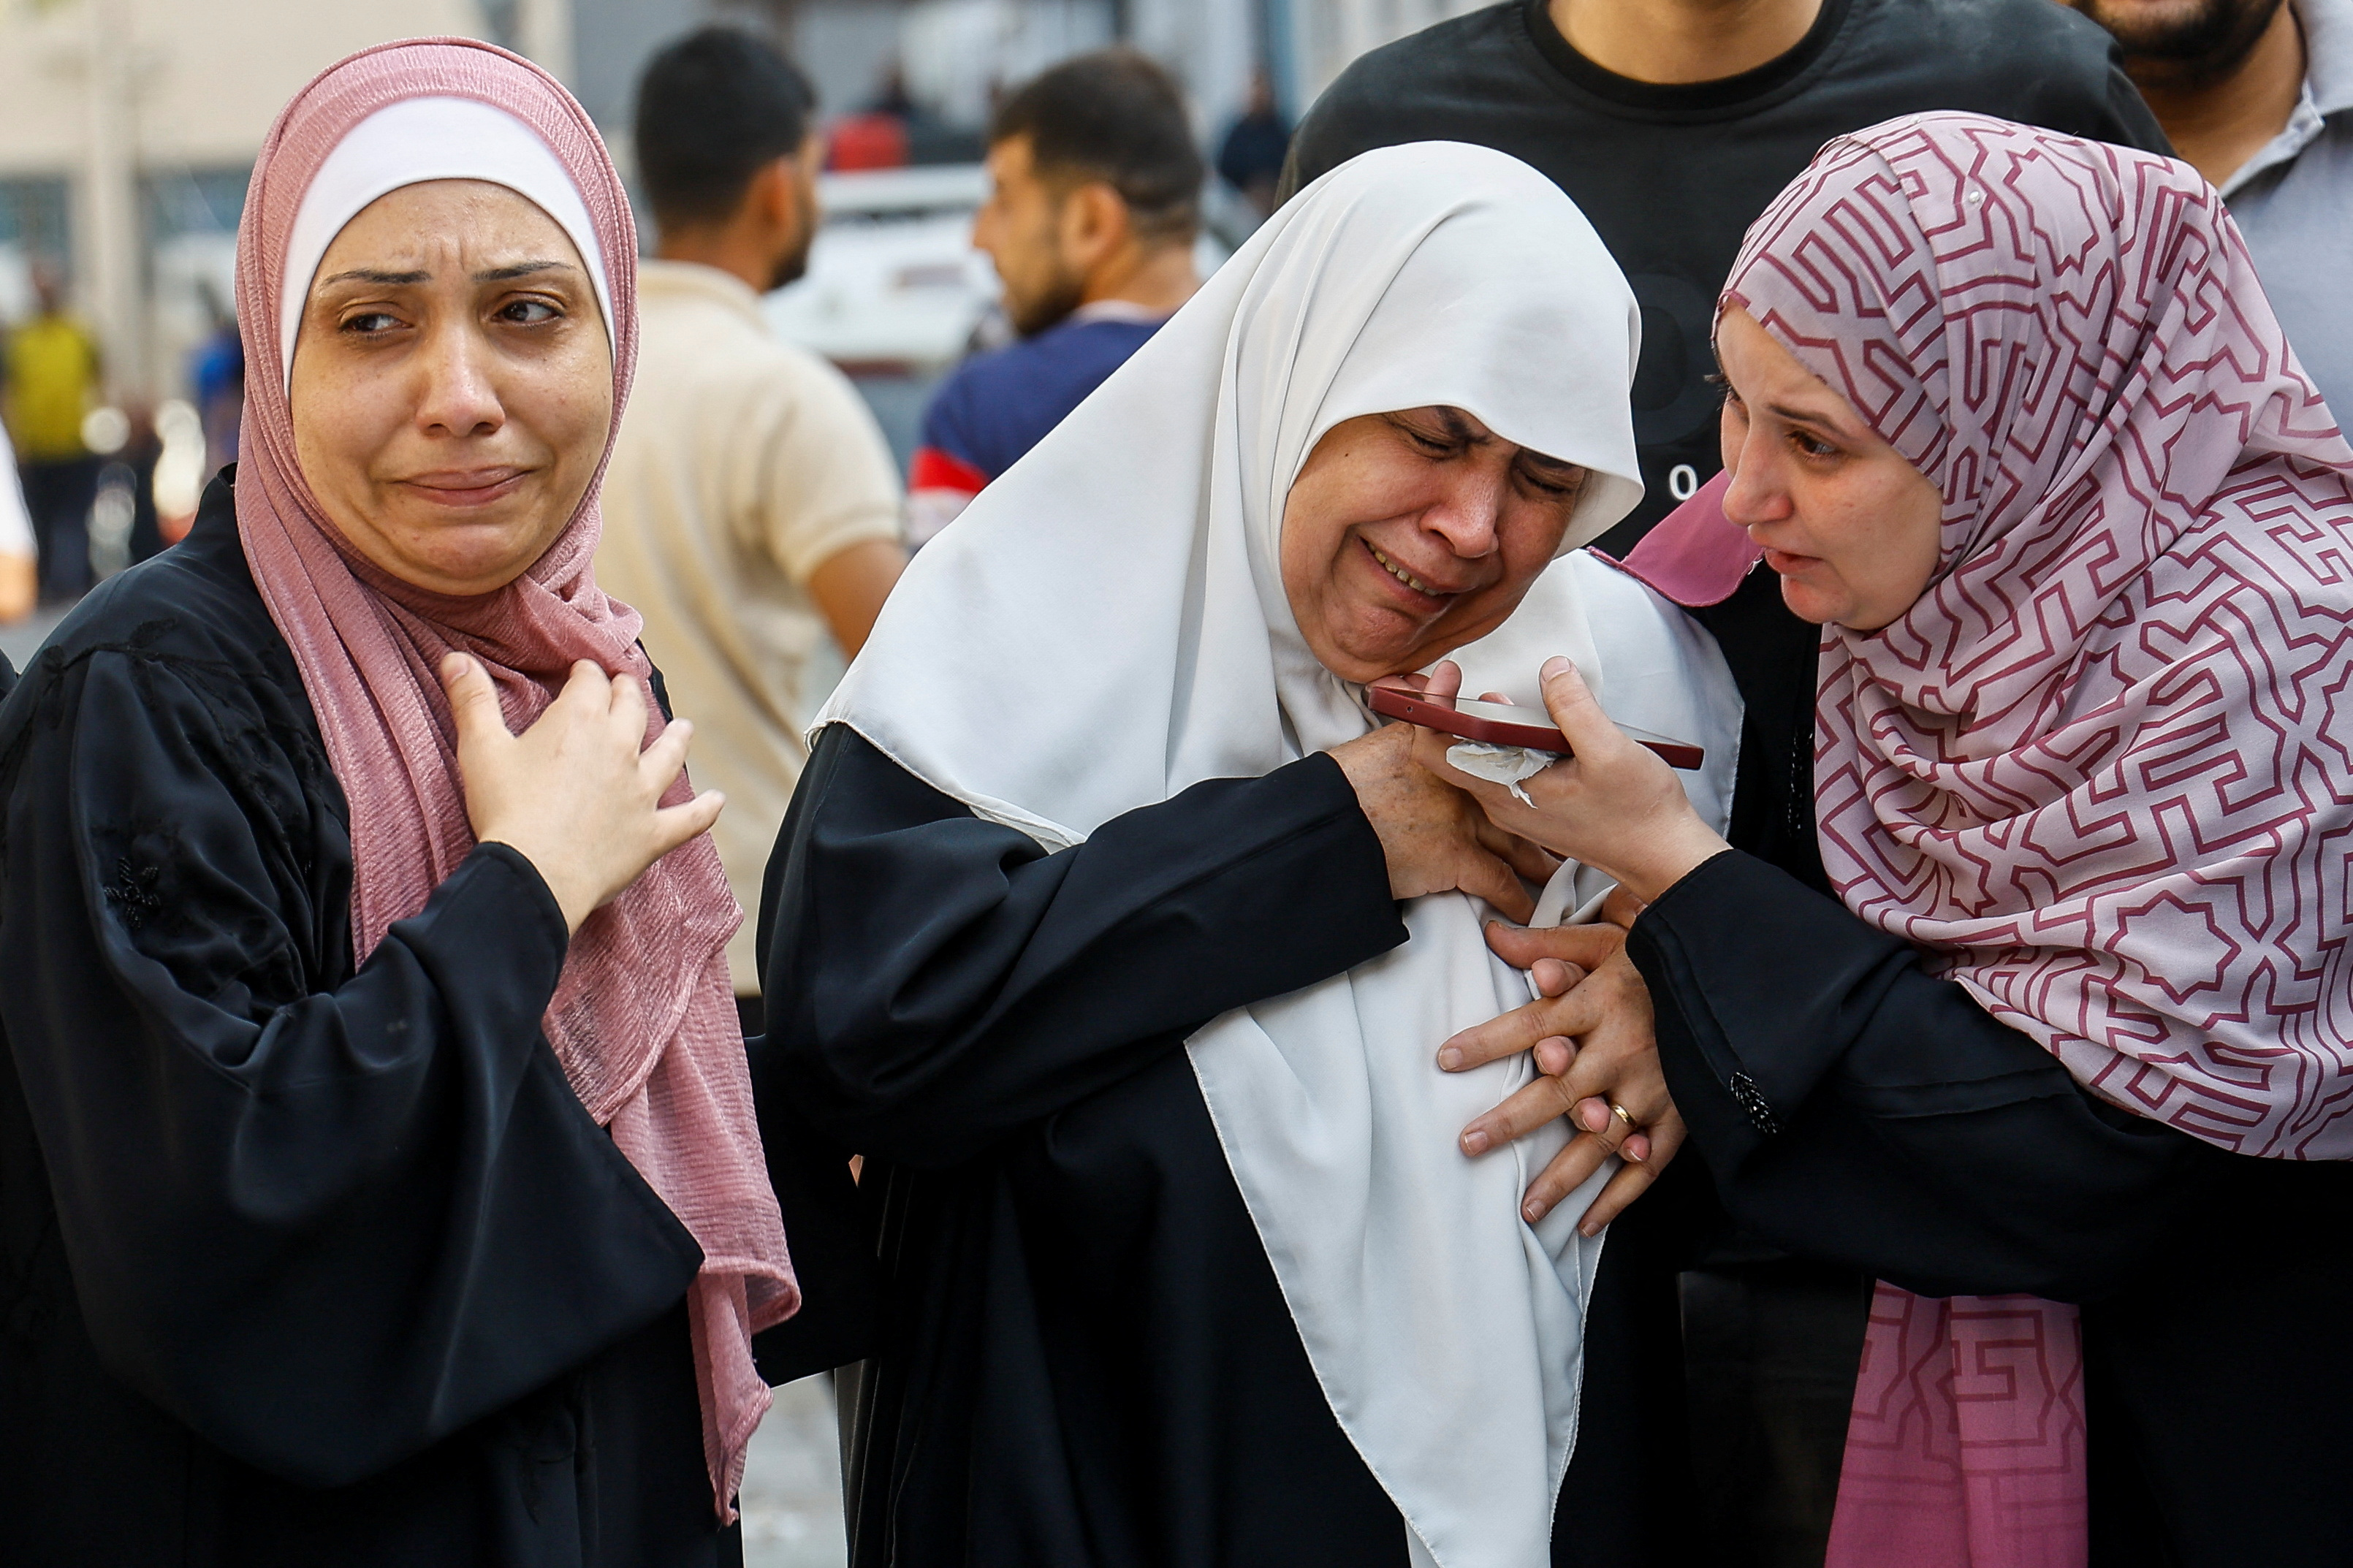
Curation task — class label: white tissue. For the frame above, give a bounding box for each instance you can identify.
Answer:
[1445,739,1559,807]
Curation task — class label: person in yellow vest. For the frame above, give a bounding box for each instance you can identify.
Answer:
[2,264,102,602]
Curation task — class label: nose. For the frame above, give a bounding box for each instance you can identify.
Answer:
[1719,419,1791,533]
[411,316,504,441]
[1421,458,1510,559]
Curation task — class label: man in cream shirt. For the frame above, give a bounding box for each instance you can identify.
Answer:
[602,26,906,1033]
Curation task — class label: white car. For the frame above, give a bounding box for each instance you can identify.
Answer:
[763,164,1000,374]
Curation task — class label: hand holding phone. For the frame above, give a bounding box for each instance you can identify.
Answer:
[1366,683,1704,770]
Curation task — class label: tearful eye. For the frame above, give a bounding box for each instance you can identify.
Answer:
[498,298,560,325]
[342,311,402,335]
[1792,432,1839,459]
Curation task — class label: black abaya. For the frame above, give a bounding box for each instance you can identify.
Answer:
[0,476,731,1567]
[1629,847,2353,1564]
[756,723,1685,1568]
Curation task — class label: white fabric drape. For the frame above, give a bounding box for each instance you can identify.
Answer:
[818,141,1736,1567]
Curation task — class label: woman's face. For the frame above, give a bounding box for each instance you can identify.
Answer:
[1715,307,1942,631]
[1281,407,1588,683]
[290,179,613,597]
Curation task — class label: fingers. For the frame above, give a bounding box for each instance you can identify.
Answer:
[1570,1113,1684,1235]
[1483,918,1625,973]
[1532,1036,1575,1076]
[1535,656,1621,761]
[553,658,608,712]
[649,788,726,857]
[1464,850,1537,924]
[639,718,695,789]
[1600,884,1648,930]
[439,652,512,743]
[1519,1132,1616,1222]
[1458,1070,1579,1157]
[1423,661,1462,701]
[607,666,648,730]
[1529,958,1585,998]
[1438,978,1611,1072]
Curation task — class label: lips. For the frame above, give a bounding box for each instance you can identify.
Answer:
[400,468,530,507]
[1365,538,1459,601]
[1761,546,1820,574]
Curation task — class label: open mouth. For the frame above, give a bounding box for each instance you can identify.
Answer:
[1366,539,1448,599]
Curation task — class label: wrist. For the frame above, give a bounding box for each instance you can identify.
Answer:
[1611,814,1729,905]
[479,832,593,935]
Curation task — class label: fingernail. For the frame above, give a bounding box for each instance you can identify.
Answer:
[1461,1129,1490,1155]
[1579,1219,1600,1238]
[1437,1046,1462,1070]
[1540,656,1572,679]
[1524,1199,1548,1222]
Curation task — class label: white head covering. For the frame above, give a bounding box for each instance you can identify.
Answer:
[277,94,616,381]
[821,142,1736,1567]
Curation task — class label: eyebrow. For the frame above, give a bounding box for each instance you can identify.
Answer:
[314,259,576,289]
[1765,399,1858,437]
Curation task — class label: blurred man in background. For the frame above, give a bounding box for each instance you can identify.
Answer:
[906,49,1203,546]
[601,24,908,1035]
[3,264,102,602]
[1217,69,1292,220]
[2062,0,2353,413]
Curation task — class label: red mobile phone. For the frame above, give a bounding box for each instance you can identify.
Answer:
[1366,685,1706,770]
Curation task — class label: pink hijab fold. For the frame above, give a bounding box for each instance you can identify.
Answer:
[234,38,796,1520]
[1721,112,2353,1565]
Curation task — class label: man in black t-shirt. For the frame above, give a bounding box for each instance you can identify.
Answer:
[1284,0,2164,549]
[1283,7,2169,1563]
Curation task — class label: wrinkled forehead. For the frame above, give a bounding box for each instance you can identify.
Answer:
[278,95,614,381]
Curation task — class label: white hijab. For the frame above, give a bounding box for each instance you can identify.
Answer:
[819,142,1737,1567]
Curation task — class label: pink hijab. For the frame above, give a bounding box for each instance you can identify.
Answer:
[1719,113,2353,1564]
[234,39,796,1519]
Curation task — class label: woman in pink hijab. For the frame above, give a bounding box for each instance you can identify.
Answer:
[1421,113,2353,1564]
[0,39,797,1566]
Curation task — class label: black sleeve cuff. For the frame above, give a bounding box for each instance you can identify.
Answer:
[1629,850,1916,1165]
[387,841,572,1020]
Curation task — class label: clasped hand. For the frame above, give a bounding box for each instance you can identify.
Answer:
[1438,891,1682,1236]
[1398,655,1733,1233]
[441,654,724,935]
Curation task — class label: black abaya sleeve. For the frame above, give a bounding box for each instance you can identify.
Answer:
[1625,850,2208,1302]
[758,724,1406,1171]
[0,642,704,1488]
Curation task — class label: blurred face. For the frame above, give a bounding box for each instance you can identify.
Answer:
[1715,307,1942,631]
[2059,0,2284,78]
[1281,406,1589,683]
[289,180,613,597]
[972,133,1087,336]
[768,134,826,291]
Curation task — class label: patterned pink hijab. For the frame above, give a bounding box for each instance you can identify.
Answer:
[1722,112,2353,1566]
[234,38,796,1519]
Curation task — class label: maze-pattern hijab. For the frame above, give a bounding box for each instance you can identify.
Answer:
[1725,112,2353,1567]
[1727,113,2353,1160]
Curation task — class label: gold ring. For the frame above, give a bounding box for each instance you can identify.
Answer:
[1609,1101,1638,1130]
